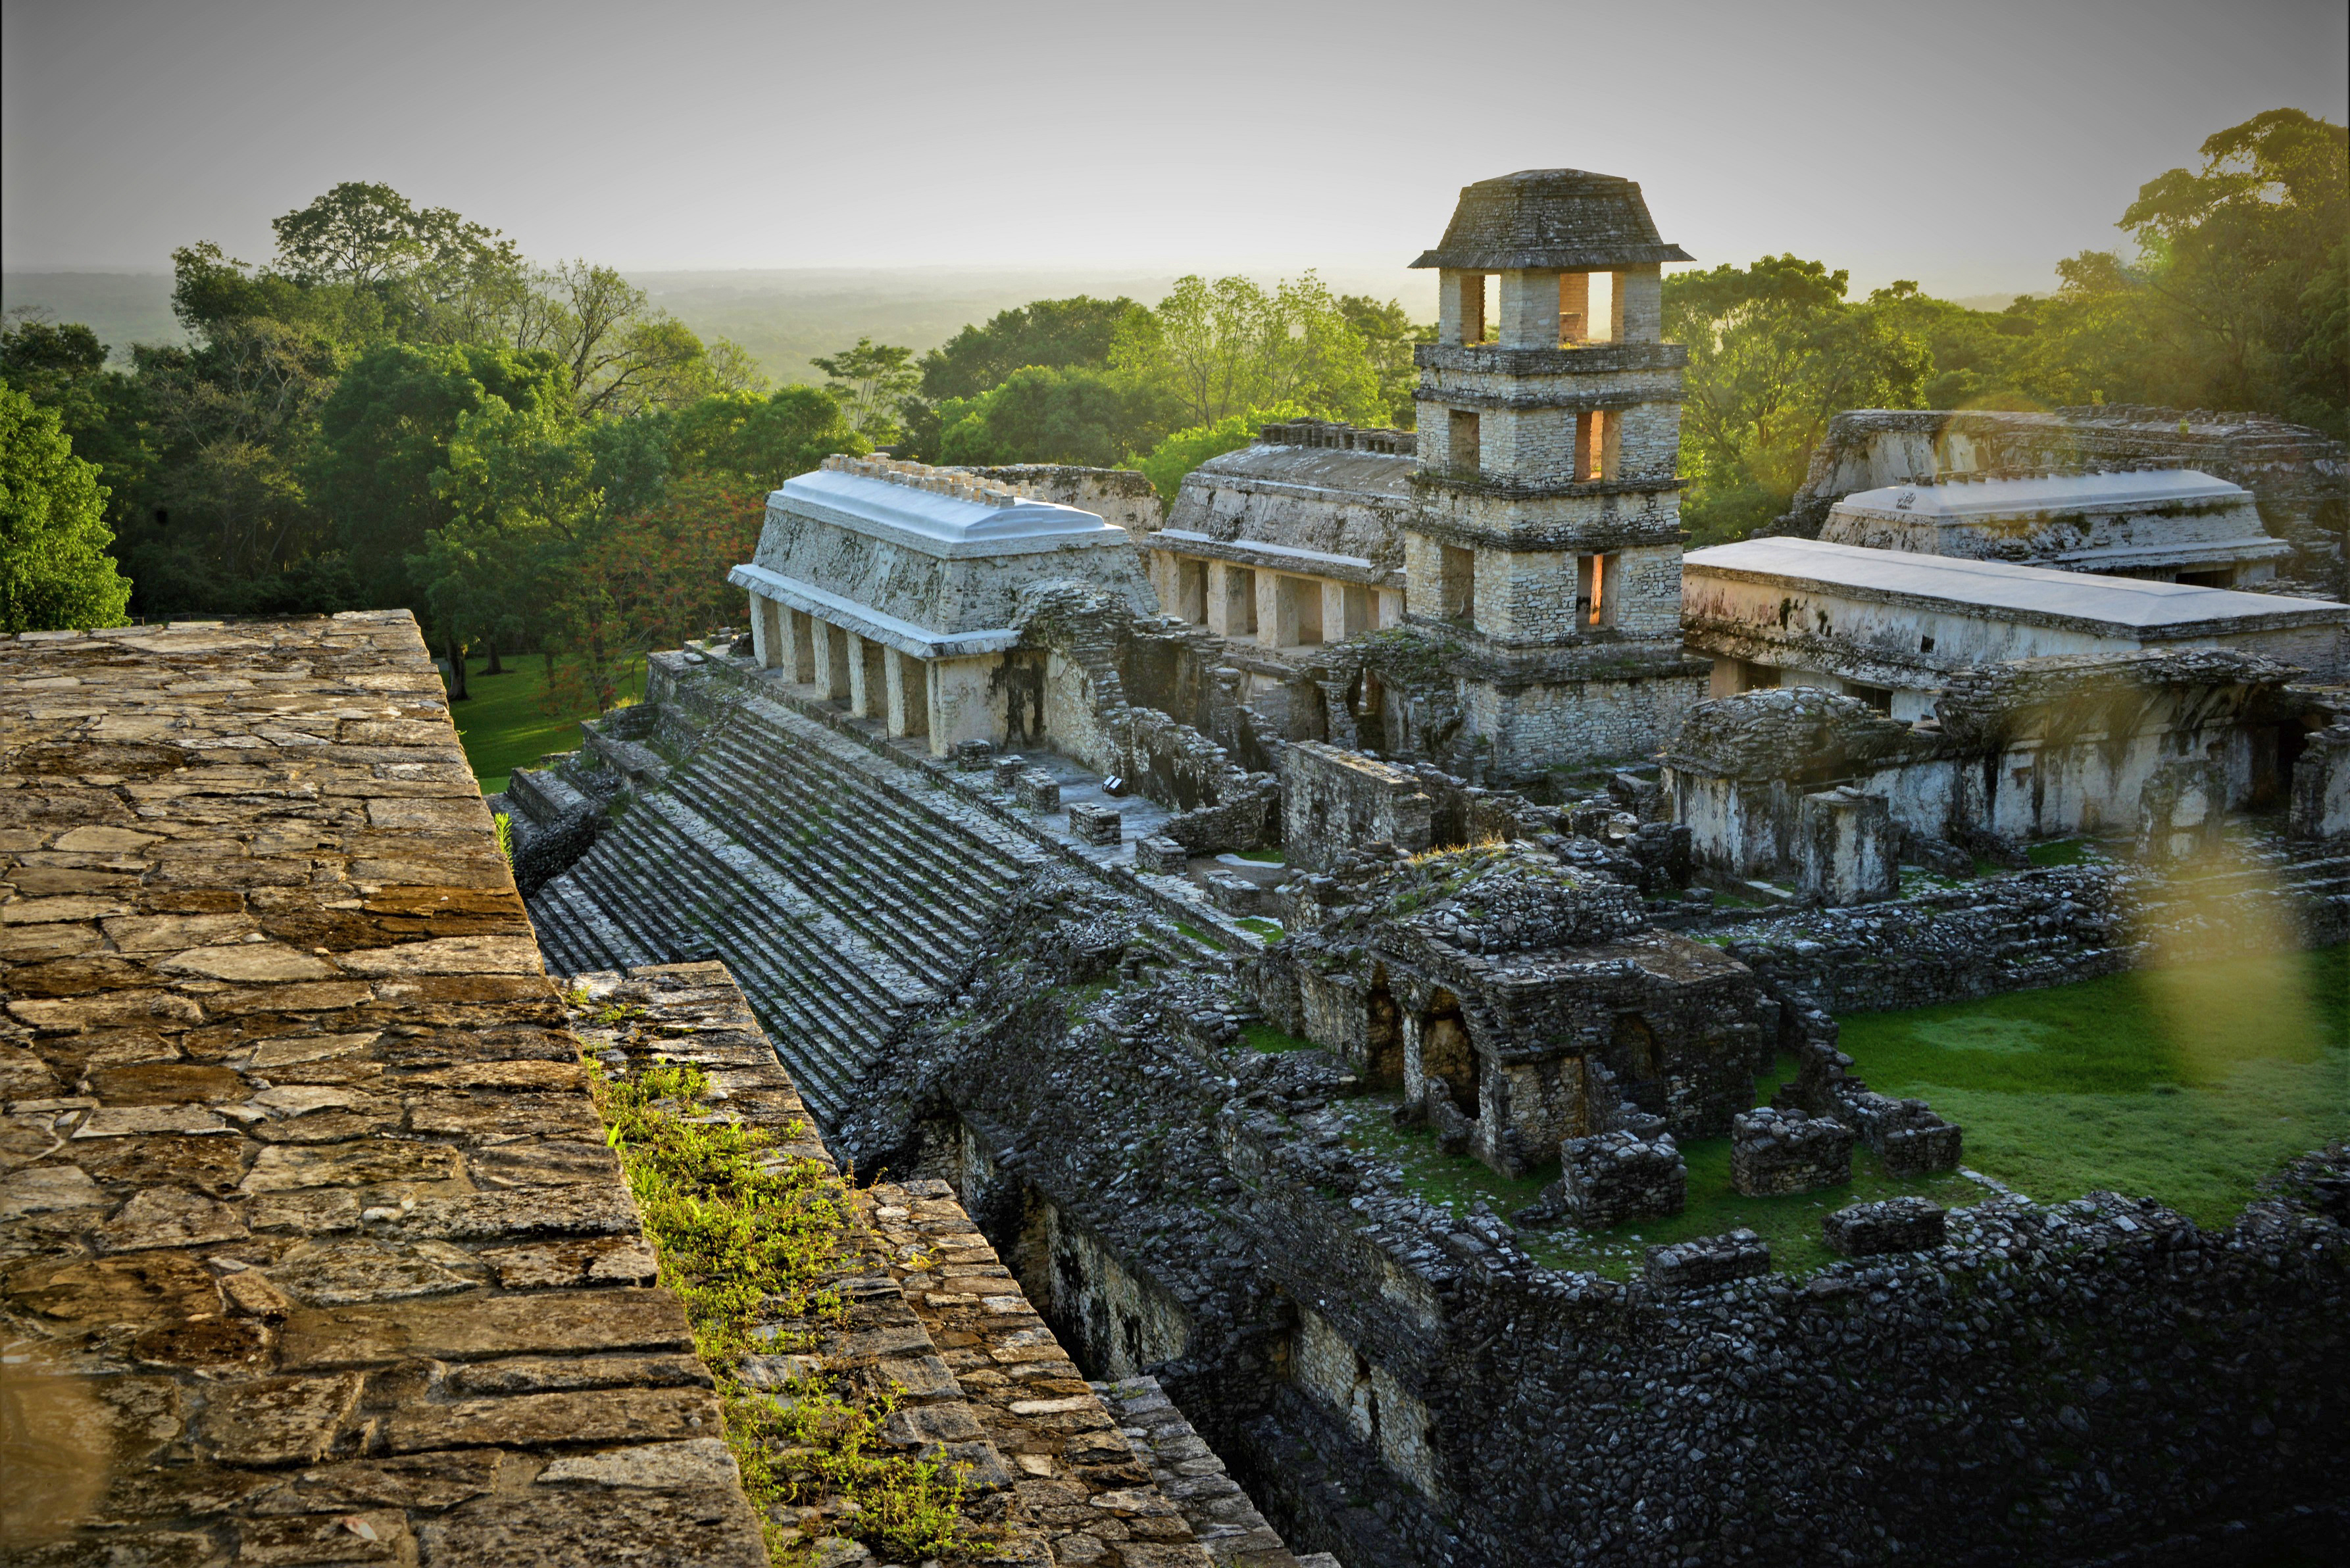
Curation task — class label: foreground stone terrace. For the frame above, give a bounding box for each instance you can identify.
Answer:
[0,615,775,1563]
[1,613,1291,1568]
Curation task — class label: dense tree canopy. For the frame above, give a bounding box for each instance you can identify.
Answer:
[0,387,132,633]
[0,109,2337,663]
[1666,255,1931,543]
[918,296,1141,402]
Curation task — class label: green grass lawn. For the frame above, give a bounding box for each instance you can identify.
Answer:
[443,655,645,796]
[1332,944,2345,1275]
[1839,945,2347,1225]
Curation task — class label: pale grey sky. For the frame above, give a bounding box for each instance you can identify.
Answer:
[5,0,2344,301]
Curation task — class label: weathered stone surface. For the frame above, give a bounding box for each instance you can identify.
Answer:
[195,1373,364,1464]
[0,617,767,1565]
[536,1436,739,1488]
[0,1164,105,1217]
[99,1188,249,1252]
[416,1486,769,1568]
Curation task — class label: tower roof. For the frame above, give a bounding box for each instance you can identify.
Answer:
[1410,168,1693,271]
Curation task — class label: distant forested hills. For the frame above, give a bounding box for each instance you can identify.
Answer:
[5,265,1432,387]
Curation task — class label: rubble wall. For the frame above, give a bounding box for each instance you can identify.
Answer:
[836,870,2350,1568]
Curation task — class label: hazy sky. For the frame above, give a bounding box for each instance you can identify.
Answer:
[5,0,2345,300]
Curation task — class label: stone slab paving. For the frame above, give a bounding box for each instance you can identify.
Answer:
[1091,1377,1332,1568]
[0,616,768,1566]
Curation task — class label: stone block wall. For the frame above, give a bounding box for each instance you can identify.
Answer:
[1730,1108,1856,1195]
[1557,1131,1688,1225]
[0,616,770,1567]
[1280,741,1438,871]
[2291,723,2350,839]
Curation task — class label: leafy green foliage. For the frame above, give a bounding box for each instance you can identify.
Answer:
[1666,255,1931,545]
[1126,403,1307,503]
[810,337,920,443]
[671,385,868,489]
[585,1052,982,1563]
[936,366,1141,468]
[311,341,572,607]
[918,295,1141,401]
[1111,272,1384,431]
[0,387,132,631]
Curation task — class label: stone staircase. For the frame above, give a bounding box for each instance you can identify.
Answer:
[526,693,1051,1127]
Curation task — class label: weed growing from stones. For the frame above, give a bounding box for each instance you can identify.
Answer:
[586,1054,984,1563]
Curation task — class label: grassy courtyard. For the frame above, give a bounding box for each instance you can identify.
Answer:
[441,655,646,796]
[1839,945,2347,1226]
[1335,944,2345,1277]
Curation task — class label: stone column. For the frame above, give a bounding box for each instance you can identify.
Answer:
[859,638,888,722]
[1205,562,1241,639]
[928,656,999,755]
[1497,269,1560,349]
[844,632,872,716]
[1255,569,1283,650]
[1559,271,1591,343]
[1612,264,1663,344]
[1378,587,1405,629]
[1438,269,1485,346]
[1798,787,1898,905]
[785,608,817,683]
[886,651,928,740]
[813,618,851,702]
[747,592,776,668]
[2288,723,2350,840]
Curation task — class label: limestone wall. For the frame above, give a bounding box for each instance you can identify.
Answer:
[0,616,771,1566]
[1779,406,2350,590]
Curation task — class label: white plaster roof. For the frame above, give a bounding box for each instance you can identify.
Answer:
[1832,468,2249,522]
[1684,537,2347,633]
[776,469,1129,559]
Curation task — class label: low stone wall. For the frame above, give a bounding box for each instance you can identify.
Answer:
[1709,835,2350,1017]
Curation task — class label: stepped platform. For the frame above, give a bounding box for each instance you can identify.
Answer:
[518,647,1259,1131]
[527,690,1049,1127]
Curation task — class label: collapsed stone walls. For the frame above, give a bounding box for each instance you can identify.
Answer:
[1776,406,2350,593]
[833,859,2350,1568]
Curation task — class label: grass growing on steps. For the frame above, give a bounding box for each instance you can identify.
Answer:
[585,1054,982,1563]
[1838,944,2349,1225]
[443,654,647,796]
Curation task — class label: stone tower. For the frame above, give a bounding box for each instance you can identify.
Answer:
[1407,168,1709,777]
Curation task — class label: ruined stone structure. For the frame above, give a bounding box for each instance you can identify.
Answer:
[730,454,1157,756]
[1402,169,1710,774]
[1255,840,1774,1175]
[1683,535,2348,719]
[1819,466,2293,585]
[1778,404,2350,592]
[1145,439,1412,655]
[1661,650,2328,887]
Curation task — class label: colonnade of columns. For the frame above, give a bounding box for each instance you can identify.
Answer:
[743,591,998,756]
